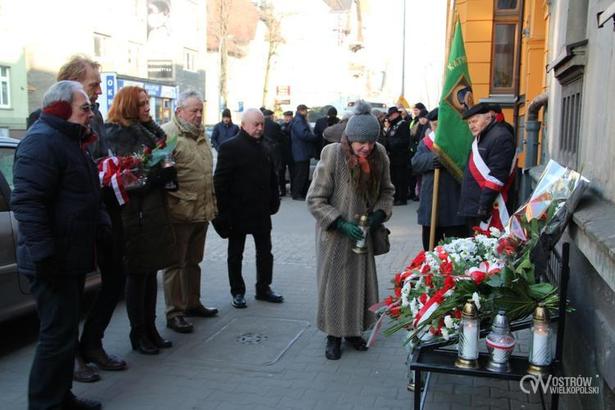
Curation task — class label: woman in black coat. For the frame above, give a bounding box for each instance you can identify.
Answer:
[104,86,177,354]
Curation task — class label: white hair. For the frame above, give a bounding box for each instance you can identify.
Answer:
[42,80,85,108]
[241,108,264,124]
[177,90,202,108]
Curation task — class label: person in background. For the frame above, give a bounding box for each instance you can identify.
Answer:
[104,86,178,355]
[307,100,394,360]
[313,106,339,159]
[412,108,467,250]
[323,110,352,145]
[408,108,430,201]
[161,90,218,335]
[385,106,410,206]
[12,80,105,410]
[278,110,294,196]
[262,108,284,190]
[213,108,283,309]
[211,108,239,150]
[290,104,318,200]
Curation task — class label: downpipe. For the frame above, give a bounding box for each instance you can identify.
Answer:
[521,92,548,200]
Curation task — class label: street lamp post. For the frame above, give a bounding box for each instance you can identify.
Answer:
[401,0,406,97]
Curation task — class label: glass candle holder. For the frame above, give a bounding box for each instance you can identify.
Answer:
[486,310,515,372]
[352,214,369,254]
[528,304,552,376]
[455,299,479,369]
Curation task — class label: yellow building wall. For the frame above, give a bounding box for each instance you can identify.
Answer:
[450,0,549,167]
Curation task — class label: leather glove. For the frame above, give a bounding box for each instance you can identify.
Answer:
[432,156,441,169]
[335,218,364,241]
[367,210,386,229]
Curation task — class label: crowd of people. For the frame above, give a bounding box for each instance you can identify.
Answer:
[11,53,515,409]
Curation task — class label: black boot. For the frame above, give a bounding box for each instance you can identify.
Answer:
[325,336,342,360]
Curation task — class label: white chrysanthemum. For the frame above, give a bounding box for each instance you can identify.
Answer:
[444,315,454,329]
[401,281,411,307]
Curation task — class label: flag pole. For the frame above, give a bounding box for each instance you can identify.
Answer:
[429,168,441,250]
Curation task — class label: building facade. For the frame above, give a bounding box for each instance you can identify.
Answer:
[447,1,615,408]
[0,0,207,133]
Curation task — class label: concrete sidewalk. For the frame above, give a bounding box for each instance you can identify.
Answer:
[0,198,541,409]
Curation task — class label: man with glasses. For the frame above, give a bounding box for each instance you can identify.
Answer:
[12,81,105,410]
[27,55,127,382]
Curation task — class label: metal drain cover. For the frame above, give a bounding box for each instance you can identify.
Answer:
[236,332,268,345]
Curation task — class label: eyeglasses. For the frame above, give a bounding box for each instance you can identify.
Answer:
[79,103,93,113]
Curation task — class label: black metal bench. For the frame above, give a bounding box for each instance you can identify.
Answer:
[409,242,570,410]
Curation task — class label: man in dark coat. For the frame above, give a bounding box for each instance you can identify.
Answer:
[262,108,284,184]
[385,106,411,205]
[290,104,318,200]
[213,108,283,309]
[313,106,339,159]
[278,110,294,196]
[459,102,516,229]
[11,81,106,410]
[211,108,239,150]
[25,55,127,382]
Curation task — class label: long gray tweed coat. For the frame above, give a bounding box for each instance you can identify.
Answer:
[307,143,395,337]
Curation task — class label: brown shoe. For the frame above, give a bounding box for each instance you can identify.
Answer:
[82,347,127,371]
[166,316,194,333]
[73,356,100,383]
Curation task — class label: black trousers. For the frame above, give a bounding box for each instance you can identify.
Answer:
[421,225,469,251]
[390,162,409,203]
[79,237,124,351]
[291,160,310,199]
[227,231,273,296]
[28,274,85,410]
[125,272,158,336]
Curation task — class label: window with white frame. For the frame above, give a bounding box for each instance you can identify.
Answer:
[93,33,110,58]
[0,66,10,108]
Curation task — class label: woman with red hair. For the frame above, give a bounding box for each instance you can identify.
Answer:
[104,86,177,355]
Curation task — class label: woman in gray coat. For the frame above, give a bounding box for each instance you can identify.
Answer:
[307,101,395,360]
[411,108,467,250]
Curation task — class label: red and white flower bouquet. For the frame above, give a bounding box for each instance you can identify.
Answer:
[375,160,589,346]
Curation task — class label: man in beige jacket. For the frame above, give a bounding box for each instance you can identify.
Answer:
[162,90,218,334]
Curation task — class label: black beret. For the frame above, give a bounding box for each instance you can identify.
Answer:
[486,103,502,113]
[413,102,426,110]
[427,108,439,121]
[262,109,274,116]
[462,102,492,120]
[283,110,293,116]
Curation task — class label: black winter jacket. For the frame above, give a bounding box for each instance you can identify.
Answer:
[458,121,515,217]
[385,117,411,165]
[213,129,280,236]
[103,121,178,274]
[11,113,106,276]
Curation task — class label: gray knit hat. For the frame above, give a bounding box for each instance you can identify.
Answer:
[344,100,380,142]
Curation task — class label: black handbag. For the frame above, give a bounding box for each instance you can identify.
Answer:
[371,224,390,256]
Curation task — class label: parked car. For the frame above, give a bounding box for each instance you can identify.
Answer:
[0,136,100,323]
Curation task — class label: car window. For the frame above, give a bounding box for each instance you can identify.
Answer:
[0,147,14,190]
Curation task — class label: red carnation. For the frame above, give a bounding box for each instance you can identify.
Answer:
[440,261,453,275]
[394,287,402,298]
[407,251,426,270]
[143,146,152,156]
[394,273,402,287]
[496,237,517,257]
[419,293,428,305]
[453,309,462,319]
[384,296,393,306]
[470,269,486,285]
[444,275,455,289]
[389,306,401,318]
[420,264,431,274]
[425,274,433,288]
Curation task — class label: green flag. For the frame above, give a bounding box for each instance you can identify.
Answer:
[434,20,474,181]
